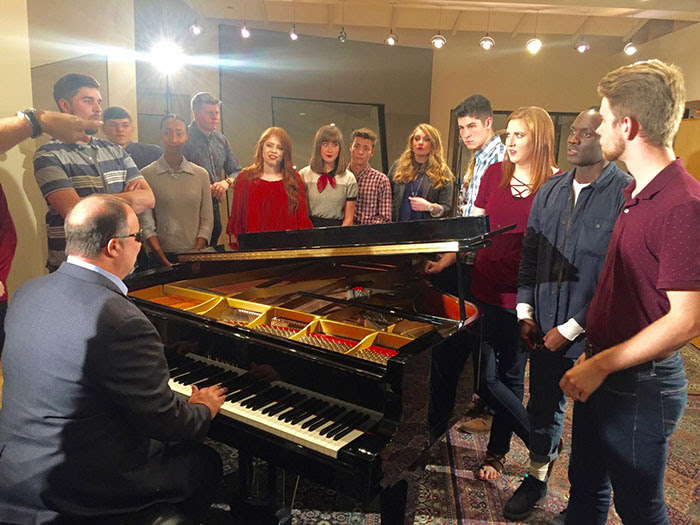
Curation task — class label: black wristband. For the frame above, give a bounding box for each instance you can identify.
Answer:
[19,108,42,138]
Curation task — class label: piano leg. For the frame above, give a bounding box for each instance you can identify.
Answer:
[380,479,408,525]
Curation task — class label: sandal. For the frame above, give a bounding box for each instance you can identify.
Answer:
[478,453,505,481]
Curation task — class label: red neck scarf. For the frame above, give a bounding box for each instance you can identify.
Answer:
[317,172,337,193]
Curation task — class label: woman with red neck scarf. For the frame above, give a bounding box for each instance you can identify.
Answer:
[299,125,357,227]
[226,126,312,249]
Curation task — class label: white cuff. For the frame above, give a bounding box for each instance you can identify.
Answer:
[558,318,585,341]
[516,303,535,321]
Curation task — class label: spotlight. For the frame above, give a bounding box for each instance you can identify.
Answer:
[431,32,447,49]
[290,24,298,41]
[189,20,204,36]
[479,35,495,50]
[575,37,590,53]
[338,27,347,42]
[149,41,185,75]
[385,30,398,46]
[623,42,637,55]
[526,37,542,54]
[241,23,250,39]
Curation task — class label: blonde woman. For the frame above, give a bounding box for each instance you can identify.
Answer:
[389,124,454,221]
[299,125,357,227]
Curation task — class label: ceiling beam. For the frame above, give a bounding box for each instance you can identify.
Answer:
[451,10,463,35]
[510,12,528,37]
[624,18,649,41]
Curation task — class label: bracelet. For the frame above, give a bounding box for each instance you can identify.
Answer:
[18,108,42,138]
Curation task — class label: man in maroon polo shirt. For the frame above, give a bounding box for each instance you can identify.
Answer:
[560,60,700,525]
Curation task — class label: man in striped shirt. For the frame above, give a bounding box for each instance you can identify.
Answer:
[33,74,154,271]
[349,128,391,225]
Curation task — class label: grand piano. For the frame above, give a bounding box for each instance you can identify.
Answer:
[125,217,493,524]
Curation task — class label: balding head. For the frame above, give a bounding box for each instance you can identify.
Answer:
[65,195,130,259]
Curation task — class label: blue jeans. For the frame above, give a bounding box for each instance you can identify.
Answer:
[475,303,529,456]
[528,350,575,464]
[565,351,687,525]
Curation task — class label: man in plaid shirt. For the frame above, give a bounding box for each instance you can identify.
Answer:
[348,128,391,225]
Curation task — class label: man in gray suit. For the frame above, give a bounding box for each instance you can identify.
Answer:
[0,194,226,523]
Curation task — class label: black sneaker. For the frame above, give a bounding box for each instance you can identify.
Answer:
[503,474,547,520]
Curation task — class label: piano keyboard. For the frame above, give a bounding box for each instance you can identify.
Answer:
[167,353,379,459]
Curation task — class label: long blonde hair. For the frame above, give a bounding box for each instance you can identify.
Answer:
[392,123,453,189]
[500,107,556,193]
[309,125,348,174]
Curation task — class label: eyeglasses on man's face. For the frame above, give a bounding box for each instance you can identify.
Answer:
[115,230,143,244]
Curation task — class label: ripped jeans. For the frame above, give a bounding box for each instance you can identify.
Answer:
[565,351,687,525]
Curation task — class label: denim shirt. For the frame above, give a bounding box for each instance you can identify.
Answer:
[517,162,631,358]
[183,124,241,184]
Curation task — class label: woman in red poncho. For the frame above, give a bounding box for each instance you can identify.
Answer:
[226,127,312,249]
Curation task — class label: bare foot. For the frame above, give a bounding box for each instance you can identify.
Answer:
[477,453,504,481]
[478,463,502,480]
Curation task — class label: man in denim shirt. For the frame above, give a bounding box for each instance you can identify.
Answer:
[184,92,241,248]
[504,109,630,520]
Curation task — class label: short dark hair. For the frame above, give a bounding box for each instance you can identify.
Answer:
[454,94,493,121]
[191,92,220,114]
[103,106,131,121]
[351,127,377,145]
[65,195,129,258]
[53,74,100,109]
[160,113,188,129]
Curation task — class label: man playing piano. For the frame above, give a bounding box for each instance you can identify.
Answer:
[0,195,226,523]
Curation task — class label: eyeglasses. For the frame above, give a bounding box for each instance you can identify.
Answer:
[115,230,143,243]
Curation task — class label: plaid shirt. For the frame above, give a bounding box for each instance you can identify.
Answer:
[183,124,241,183]
[352,164,392,225]
[459,134,506,217]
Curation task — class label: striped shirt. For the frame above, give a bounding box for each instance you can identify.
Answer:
[459,134,506,217]
[33,138,143,270]
[352,164,392,225]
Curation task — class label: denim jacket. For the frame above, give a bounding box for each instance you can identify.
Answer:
[517,162,631,358]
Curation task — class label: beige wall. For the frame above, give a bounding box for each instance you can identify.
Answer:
[0,1,43,297]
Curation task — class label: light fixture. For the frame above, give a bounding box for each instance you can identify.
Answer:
[149,41,185,75]
[479,35,495,50]
[431,32,447,49]
[479,9,495,50]
[575,37,590,53]
[290,24,298,40]
[338,27,347,42]
[385,29,398,46]
[623,42,638,55]
[526,10,541,54]
[241,23,250,39]
[189,19,204,36]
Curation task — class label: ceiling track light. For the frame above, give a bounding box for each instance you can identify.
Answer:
[385,29,398,46]
[575,37,590,53]
[623,42,638,55]
[479,34,495,50]
[241,22,250,39]
[189,19,204,36]
[526,10,541,54]
[431,32,446,49]
[290,23,298,40]
[338,26,347,42]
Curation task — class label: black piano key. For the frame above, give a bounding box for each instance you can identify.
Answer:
[165,353,190,368]
[220,373,255,393]
[319,410,358,436]
[300,403,337,429]
[168,361,202,378]
[192,367,228,386]
[333,414,371,441]
[307,406,345,432]
[242,385,283,409]
[326,411,369,439]
[227,381,268,402]
[289,398,327,425]
[261,390,298,415]
[176,365,220,385]
[279,396,316,422]
[197,370,237,388]
[268,392,306,417]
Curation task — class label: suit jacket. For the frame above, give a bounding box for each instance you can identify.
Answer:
[388,160,454,221]
[0,262,211,522]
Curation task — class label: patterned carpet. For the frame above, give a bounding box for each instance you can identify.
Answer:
[206,344,700,524]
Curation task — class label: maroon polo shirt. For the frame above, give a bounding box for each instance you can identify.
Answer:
[586,159,700,349]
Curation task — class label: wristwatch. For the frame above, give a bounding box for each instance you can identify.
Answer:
[428,204,434,214]
[18,108,42,138]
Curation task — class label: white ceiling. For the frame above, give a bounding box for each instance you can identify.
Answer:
[186,0,700,45]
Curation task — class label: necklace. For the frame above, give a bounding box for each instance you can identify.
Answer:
[410,174,425,197]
